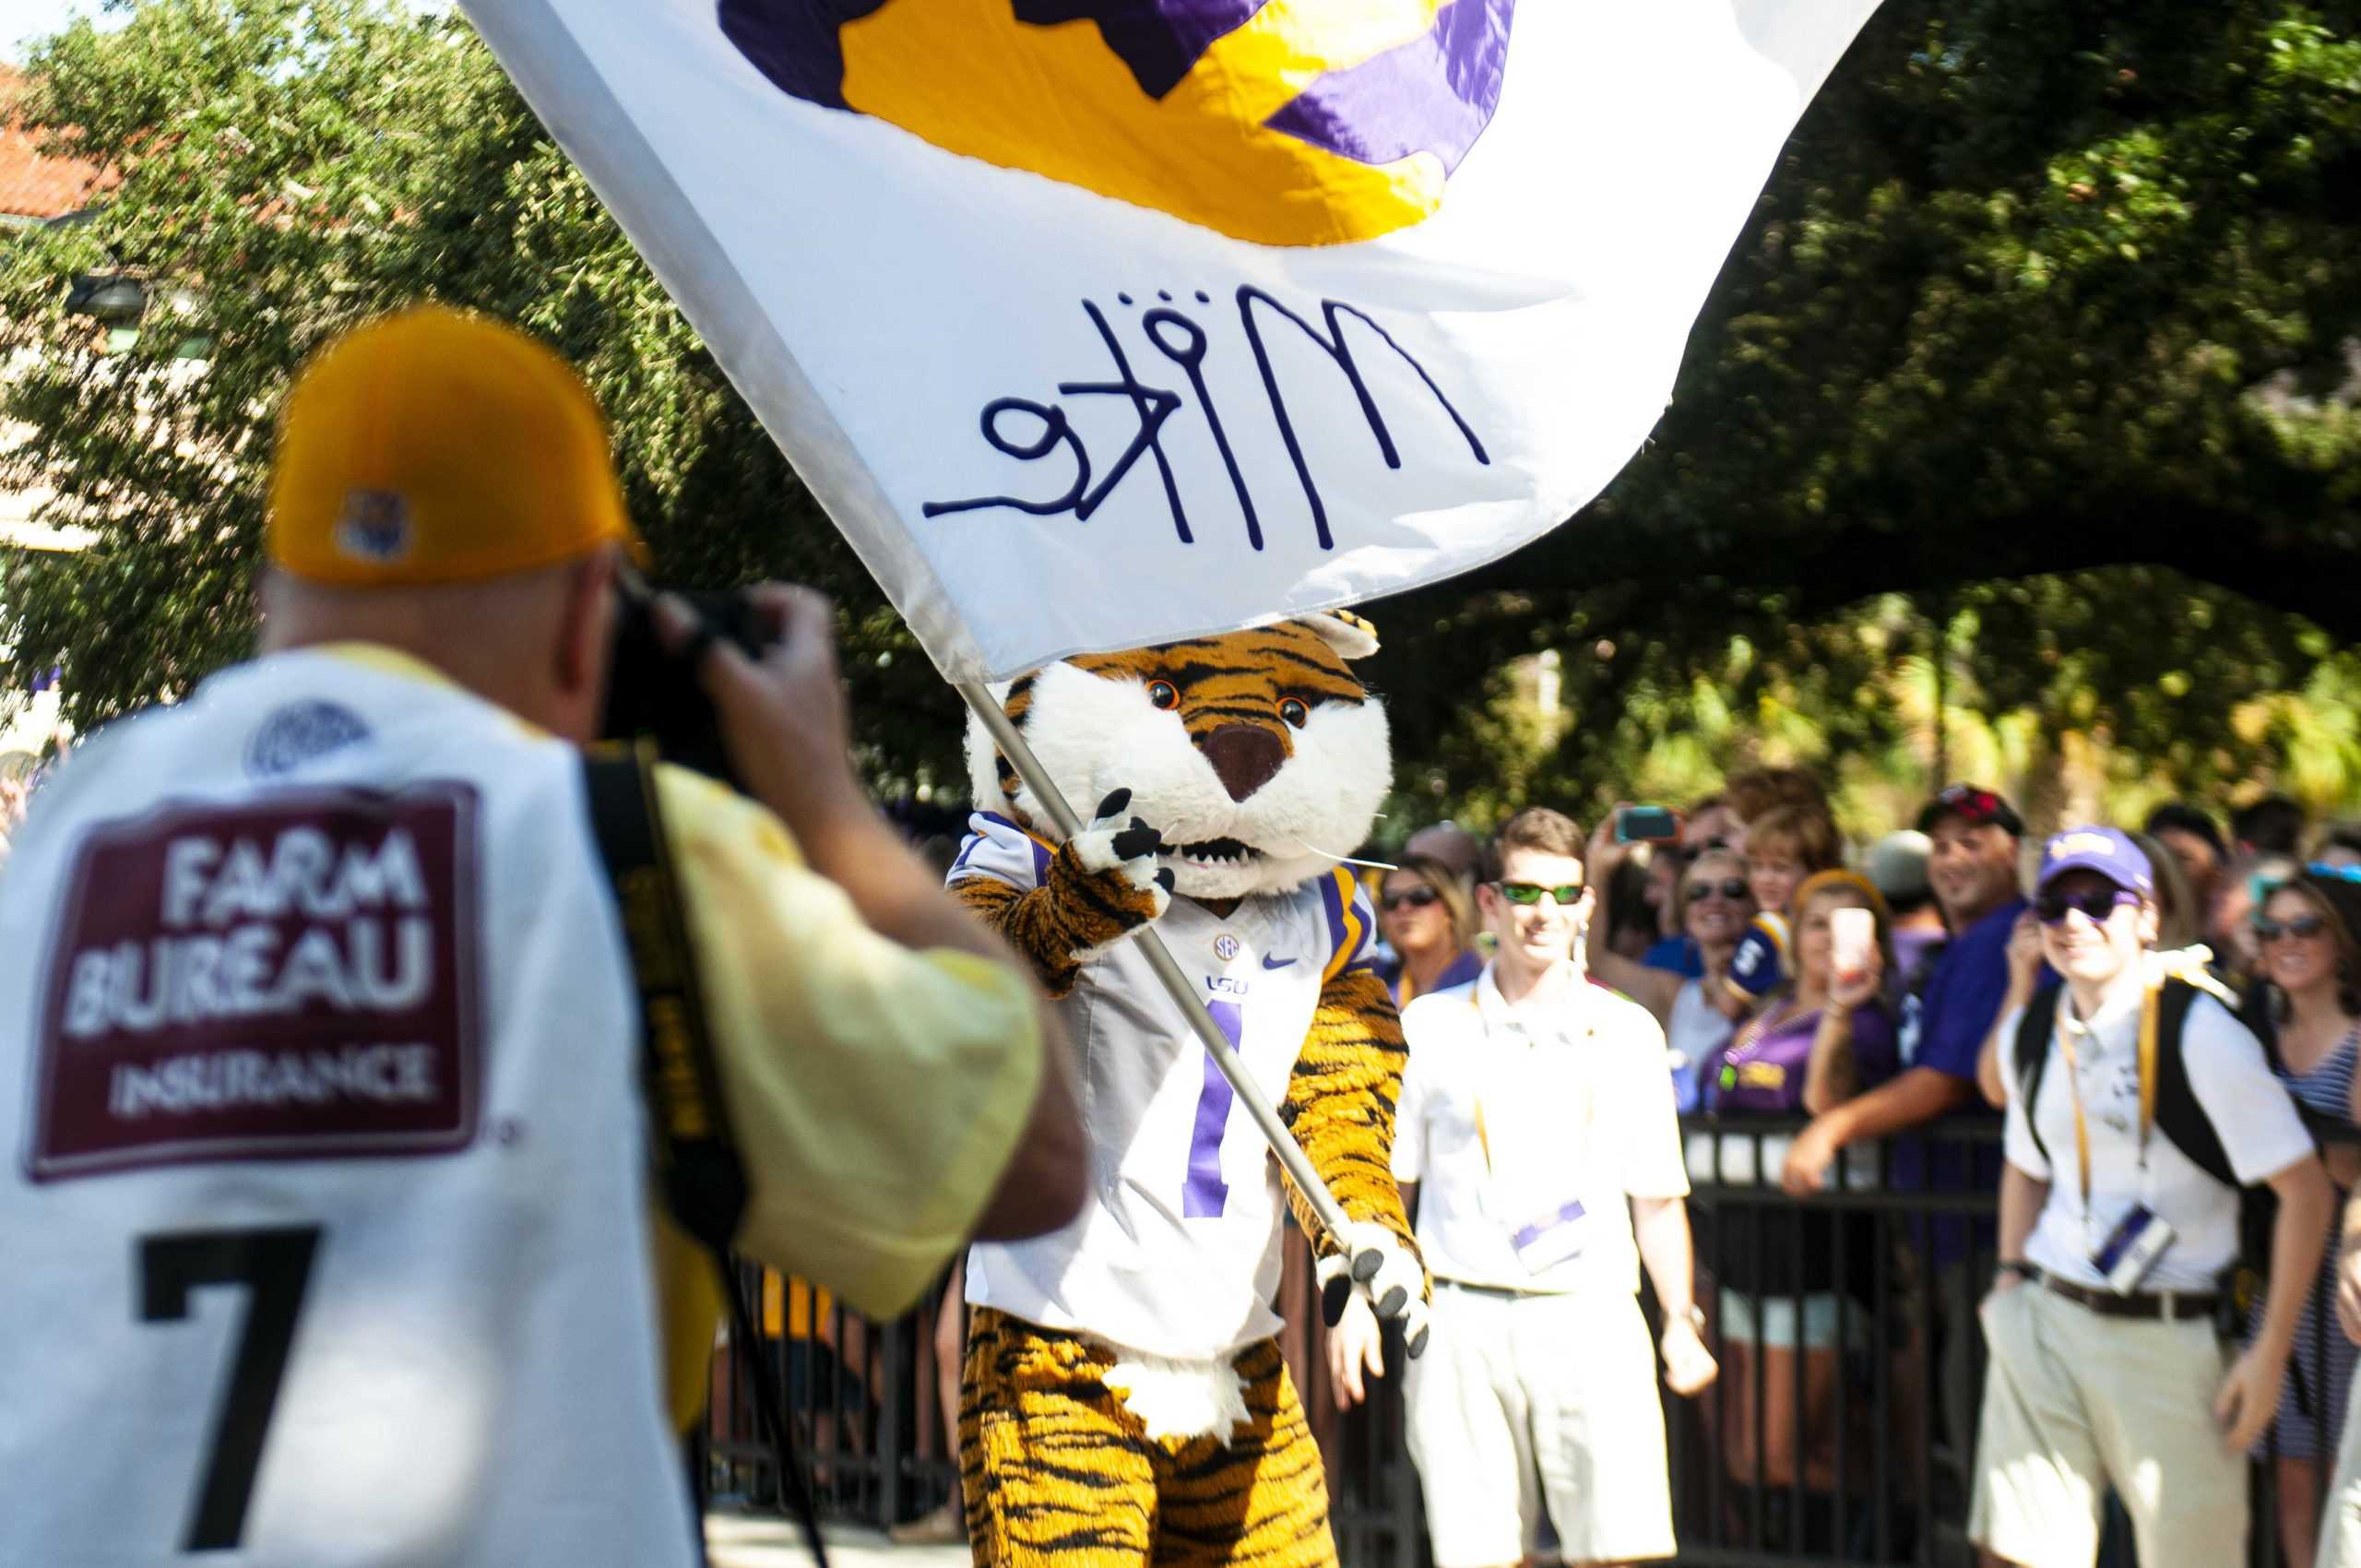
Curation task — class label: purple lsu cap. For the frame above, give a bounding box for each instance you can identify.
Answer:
[2038,826,2155,896]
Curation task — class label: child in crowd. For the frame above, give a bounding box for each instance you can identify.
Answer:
[1726,804,1845,1013]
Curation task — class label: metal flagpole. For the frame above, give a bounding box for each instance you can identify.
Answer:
[955,680,1361,1259]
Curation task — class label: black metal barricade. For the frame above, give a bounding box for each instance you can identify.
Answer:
[1674,1112,2002,1567]
[703,1266,960,1527]
[702,1114,2342,1568]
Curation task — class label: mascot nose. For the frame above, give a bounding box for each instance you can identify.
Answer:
[1202,724,1287,802]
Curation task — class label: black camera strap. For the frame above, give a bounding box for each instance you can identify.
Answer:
[582,741,828,1568]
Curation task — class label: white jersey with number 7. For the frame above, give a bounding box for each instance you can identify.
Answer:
[0,649,696,1567]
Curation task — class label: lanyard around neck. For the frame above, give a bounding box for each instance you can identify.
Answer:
[1470,984,1591,1181]
[2058,981,2159,1245]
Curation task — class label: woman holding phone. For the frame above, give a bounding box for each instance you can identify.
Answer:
[1588,823,1759,1111]
[1700,871,1899,1526]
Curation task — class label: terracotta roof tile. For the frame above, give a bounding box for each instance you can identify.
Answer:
[0,65,108,221]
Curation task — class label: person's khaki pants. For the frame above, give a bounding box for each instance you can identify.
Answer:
[2317,1372,2361,1566]
[1405,1285,1676,1567]
[1969,1283,2242,1568]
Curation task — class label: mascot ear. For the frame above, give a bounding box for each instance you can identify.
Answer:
[1298,609,1380,661]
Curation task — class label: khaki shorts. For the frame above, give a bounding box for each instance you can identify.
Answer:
[1405,1284,1675,1567]
[1969,1283,2241,1568]
[2319,1381,2361,1567]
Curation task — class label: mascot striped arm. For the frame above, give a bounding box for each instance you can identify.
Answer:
[948,612,1426,1568]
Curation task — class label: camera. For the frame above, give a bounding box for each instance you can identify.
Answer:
[599,584,777,789]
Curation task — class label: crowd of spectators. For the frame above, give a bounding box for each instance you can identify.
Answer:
[1368,776,2361,1568]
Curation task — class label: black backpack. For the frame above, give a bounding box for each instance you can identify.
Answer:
[2014,978,2311,1390]
[2012,979,2232,1186]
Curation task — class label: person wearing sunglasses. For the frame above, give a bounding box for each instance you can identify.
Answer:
[1586,820,1757,1112]
[1974,828,2331,1568]
[2236,868,2361,1568]
[1375,852,1484,1007]
[1358,808,1713,1568]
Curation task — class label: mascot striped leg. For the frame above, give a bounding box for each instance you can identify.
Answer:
[960,1310,1335,1568]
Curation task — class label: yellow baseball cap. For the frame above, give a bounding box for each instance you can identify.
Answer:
[267,304,644,584]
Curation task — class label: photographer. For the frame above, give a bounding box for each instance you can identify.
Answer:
[0,306,1082,1566]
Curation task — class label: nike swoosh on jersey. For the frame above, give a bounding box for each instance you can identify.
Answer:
[1262,955,1298,969]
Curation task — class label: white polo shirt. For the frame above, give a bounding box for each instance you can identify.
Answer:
[1394,965,1688,1294]
[2001,984,2313,1291]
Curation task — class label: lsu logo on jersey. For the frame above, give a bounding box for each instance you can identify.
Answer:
[718,0,1516,246]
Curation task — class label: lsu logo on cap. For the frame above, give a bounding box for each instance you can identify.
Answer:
[719,0,1517,246]
[332,488,414,564]
[2050,830,2118,861]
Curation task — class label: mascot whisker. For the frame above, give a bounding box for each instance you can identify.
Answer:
[949,611,1427,1568]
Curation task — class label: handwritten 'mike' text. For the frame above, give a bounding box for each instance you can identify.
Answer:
[923,286,1489,550]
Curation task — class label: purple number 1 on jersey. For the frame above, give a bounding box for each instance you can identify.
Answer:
[1181,999,1243,1218]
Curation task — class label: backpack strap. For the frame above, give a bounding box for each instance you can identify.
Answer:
[580,742,828,1568]
[2013,985,2063,1169]
[2016,978,2247,1189]
[2151,980,2238,1189]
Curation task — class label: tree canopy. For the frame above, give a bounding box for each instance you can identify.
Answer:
[1353,0,2361,833]
[3,0,2356,837]
[0,0,958,783]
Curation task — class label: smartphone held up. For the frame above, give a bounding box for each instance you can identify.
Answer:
[1830,906,1876,991]
[1613,804,1681,845]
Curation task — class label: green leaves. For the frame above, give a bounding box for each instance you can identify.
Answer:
[1,0,961,792]
[1365,0,2361,836]
[4,0,2355,832]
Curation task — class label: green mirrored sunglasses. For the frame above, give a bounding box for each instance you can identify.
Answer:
[1495,881,1584,906]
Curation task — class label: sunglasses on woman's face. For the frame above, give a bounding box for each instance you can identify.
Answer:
[2254,912,2330,944]
[1686,878,1749,902]
[1496,881,1584,907]
[2034,886,2141,926]
[1381,885,1441,912]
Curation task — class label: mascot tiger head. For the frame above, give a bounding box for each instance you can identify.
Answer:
[966,612,1391,900]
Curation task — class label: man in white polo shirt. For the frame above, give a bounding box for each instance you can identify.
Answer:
[1974,826,2331,1568]
[1331,807,1715,1568]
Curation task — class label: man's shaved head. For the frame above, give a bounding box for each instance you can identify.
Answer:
[257,549,622,744]
[1406,822,1483,885]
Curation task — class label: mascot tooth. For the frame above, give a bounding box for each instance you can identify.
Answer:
[949,611,1426,1568]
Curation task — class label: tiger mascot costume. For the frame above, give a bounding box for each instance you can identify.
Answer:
[948,611,1428,1568]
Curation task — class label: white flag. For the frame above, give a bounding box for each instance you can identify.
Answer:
[463,0,1880,679]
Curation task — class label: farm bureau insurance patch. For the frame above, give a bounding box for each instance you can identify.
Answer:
[25,783,483,1181]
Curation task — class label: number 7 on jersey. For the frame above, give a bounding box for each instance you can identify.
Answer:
[137,1225,322,1552]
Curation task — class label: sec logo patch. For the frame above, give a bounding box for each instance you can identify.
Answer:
[1214,933,1240,961]
[719,0,1516,246]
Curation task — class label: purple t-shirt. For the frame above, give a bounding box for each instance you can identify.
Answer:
[1709,1001,1899,1113]
[1700,1000,1899,1299]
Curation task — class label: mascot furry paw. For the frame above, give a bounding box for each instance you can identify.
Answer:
[947,612,1425,1568]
